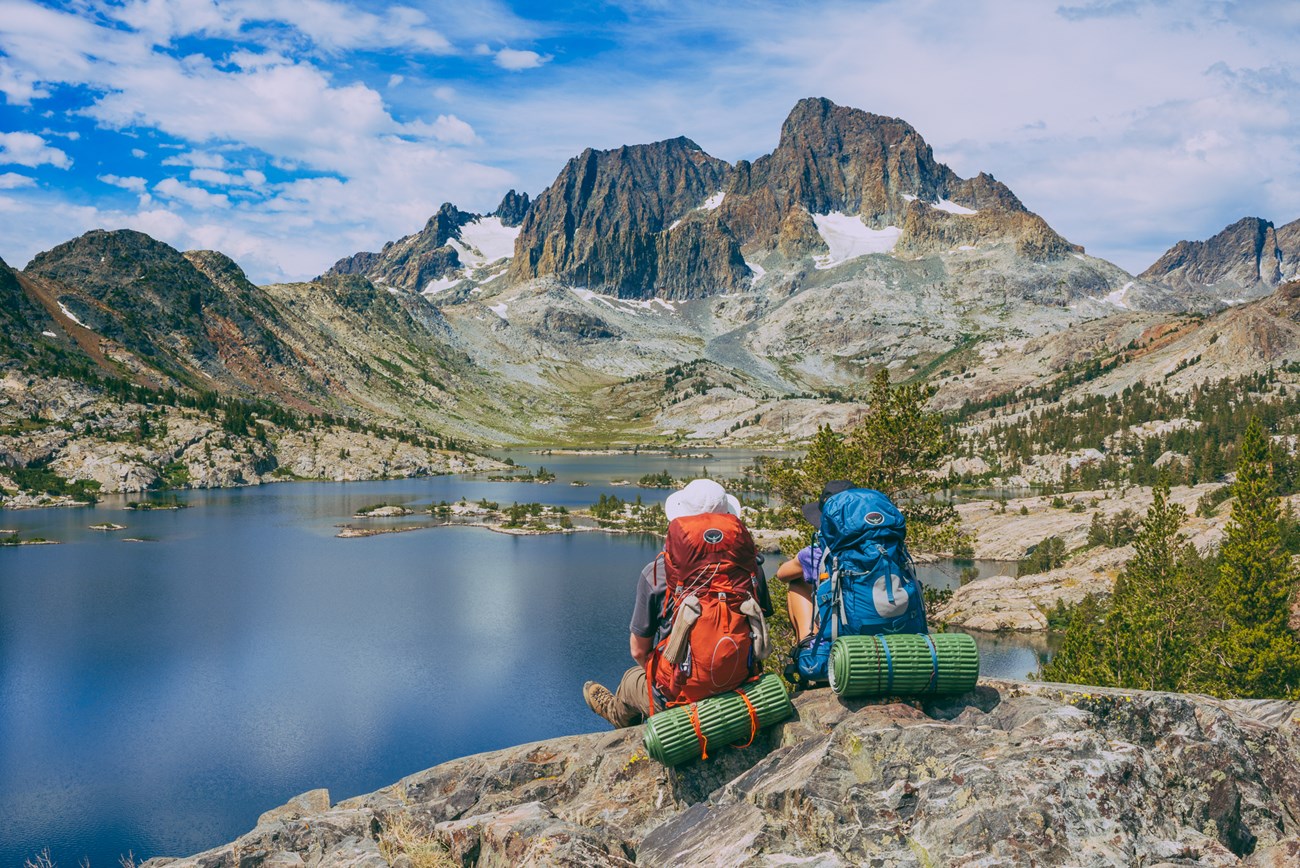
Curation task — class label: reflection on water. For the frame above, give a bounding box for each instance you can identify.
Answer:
[915,558,1013,592]
[966,628,1060,679]
[1,457,1053,868]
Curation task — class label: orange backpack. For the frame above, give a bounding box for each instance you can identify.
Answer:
[647,512,760,708]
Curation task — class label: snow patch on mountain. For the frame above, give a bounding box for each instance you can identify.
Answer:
[668,191,727,231]
[451,217,519,272]
[423,275,462,295]
[1103,282,1134,309]
[900,193,975,215]
[934,199,977,215]
[57,301,86,327]
[569,286,681,316]
[812,212,901,269]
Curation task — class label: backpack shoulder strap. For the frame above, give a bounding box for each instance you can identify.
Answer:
[655,551,671,620]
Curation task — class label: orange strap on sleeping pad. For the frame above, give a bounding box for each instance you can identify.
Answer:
[688,702,709,759]
[731,688,760,749]
[645,653,658,719]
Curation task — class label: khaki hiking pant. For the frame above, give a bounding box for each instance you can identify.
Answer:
[613,665,655,727]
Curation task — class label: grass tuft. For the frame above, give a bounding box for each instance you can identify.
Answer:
[377,814,458,868]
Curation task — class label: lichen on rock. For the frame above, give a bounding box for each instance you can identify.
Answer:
[141,680,1300,867]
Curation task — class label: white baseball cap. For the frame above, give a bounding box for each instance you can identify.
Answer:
[664,478,742,522]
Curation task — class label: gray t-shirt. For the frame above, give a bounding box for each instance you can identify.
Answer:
[629,556,773,643]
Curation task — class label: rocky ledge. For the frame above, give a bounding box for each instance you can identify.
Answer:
[142,680,1300,867]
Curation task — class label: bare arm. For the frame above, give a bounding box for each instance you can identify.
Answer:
[774,557,805,582]
[630,632,653,665]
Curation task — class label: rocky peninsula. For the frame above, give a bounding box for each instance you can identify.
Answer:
[140,679,1300,867]
[934,485,1300,633]
[0,372,505,509]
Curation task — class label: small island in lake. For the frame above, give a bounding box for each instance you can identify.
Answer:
[352,503,415,518]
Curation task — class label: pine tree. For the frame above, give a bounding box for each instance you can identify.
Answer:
[1040,593,1111,686]
[762,369,958,549]
[1196,419,1300,699]
[1041,480,1204,690]
[1101,481,1203,691]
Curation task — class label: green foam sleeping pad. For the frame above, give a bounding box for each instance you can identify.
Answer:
[828,632,980,698]
[642,673,794,767]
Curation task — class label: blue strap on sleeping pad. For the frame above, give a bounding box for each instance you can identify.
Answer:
[924,634,939,693]
[878,634,894,694]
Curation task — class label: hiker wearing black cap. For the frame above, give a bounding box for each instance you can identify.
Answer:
[773,480,856,644]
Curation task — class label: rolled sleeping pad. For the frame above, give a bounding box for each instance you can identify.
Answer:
[828,633,979,698]
[642,673,794,767]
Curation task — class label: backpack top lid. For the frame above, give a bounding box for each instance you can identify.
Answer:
[819,488,906,550]
[664,511,757,594]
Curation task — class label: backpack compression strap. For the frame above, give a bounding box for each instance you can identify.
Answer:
[646,552,668,719]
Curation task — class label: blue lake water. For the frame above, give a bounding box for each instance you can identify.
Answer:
[0,452,1051,867]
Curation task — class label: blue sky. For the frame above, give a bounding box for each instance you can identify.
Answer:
[2,0,1299,284]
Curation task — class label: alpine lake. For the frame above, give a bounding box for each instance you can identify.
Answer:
[0,450,1056,867]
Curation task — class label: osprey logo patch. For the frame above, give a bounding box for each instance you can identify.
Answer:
[702,528,725,544]
[865,512,885,525]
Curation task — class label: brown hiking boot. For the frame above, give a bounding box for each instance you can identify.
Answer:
[583,680,625,728]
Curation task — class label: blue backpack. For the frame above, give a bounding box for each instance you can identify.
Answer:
[792,488,929,685]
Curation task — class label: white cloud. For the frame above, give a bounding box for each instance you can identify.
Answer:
[0,56,49,103]
[99,174,149,192]
[0,131,72,168]
[189,168,268,187]
[153,177,231,209]
[0,172,35,189]
[108,0,454,54]
[493,48,552,71]
[131,148,148,159]
[405,115,479,146]
[162,151,230,170]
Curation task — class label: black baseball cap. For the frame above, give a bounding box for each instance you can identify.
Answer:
[801,479,857,526]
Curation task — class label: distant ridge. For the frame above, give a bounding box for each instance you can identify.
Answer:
[1141,215,1300,301]
[323,191,532,293]
[507,97,1080,299]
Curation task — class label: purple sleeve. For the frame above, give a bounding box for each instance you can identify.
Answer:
[796,546,817,582]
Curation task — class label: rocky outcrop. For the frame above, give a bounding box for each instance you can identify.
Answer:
[534,308,624,341]
[895,202,1082,262]
[25,229,230,371]
[140,681,1300,867]
[509,136,738,298]
[324,202,474,291]
[726,99,1021,247]
[20,229,307,393]
[1141,216,1292,299]
[0,391,504,505]
[1278,217,1300,283]
[0,255,53,358]
[492,189,531,227]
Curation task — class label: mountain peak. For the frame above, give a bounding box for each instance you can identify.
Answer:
[492,189,531,227]
[1141,215,1289,298]
[507,135,736,297]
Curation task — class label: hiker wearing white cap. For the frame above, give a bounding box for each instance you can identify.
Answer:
[584,479,773,728]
